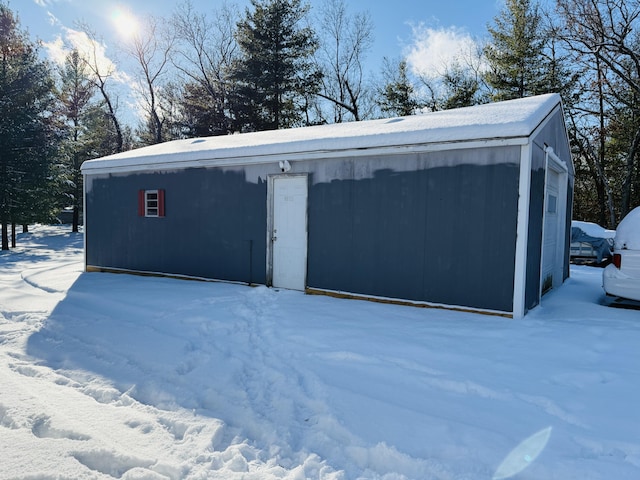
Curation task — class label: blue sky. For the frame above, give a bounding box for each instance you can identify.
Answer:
[14,0,505,124]
[17,0,502,71]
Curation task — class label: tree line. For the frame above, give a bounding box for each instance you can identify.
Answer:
[1,0,639,250]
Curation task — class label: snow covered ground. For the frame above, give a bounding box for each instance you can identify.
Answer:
[1,225,639,480]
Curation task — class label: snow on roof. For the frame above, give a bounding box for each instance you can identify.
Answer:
[82,93,562,174]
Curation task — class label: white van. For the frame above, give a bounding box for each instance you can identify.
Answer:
[603,206,640,302]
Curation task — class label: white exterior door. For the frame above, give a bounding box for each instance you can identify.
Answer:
[271,176,308,290]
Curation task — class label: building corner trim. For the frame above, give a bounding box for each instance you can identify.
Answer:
[512,143,533,319]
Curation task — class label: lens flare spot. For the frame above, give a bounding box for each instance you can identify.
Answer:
[493,426,552,479]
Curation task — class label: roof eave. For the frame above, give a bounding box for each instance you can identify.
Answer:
[81,136,530,176]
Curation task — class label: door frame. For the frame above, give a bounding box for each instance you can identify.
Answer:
[266,173,309,287]
[539,146,568,299]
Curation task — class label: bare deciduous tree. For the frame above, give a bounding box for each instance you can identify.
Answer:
[170,0,239,135]
[557,0,640,223]
[125,15,176,145]
[78,24,125,153]
[315,0,374,122]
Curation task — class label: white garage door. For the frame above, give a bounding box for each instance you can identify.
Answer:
[541,169,560,294]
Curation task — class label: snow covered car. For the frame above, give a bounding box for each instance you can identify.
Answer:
[603,206,640,302]
[570,220,615,264]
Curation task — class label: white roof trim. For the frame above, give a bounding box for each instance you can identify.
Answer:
[82,93,562,175]
[83,138,528,175]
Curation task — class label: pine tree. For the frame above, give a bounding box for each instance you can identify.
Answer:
[483,0,548,100]
[175,81,231,137]
[441,63,483,110]
[0,3,57,249]
[56,49,106,233]
[377,58,420,117]
[232,0,321,131]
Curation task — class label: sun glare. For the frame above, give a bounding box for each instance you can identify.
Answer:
[111,7,140,40]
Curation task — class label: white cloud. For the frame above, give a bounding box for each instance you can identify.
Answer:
[47,11,61,27]
[42,35,67,65]
[405,24,482,79]
[66,29,114,72]
[42,26,122,82]
[33,0,62,6]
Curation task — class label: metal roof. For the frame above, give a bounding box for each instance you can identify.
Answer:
[82,93,562,175]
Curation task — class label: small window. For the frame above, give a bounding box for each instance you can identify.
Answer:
[138,189,165,217]
[547,194,557,214]
[146,190,159,216]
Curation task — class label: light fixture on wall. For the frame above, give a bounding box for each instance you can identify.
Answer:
[279,160,291,173]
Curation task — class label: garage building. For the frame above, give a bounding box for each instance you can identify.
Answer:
[81,93,573,318]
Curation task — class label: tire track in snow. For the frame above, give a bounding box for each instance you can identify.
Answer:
[20,260,84,294]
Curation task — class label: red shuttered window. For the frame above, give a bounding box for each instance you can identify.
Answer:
[138,189,165,217]
[138,190,145,216]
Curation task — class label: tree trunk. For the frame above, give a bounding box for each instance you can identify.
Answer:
[22,224,28,233]
[11,222,16,248]
[621,125,640,218]
[72,205,79,233]
[98,83,124,153]
[1,222,8,250]
[595,178,607,227]
[596,56,616,228]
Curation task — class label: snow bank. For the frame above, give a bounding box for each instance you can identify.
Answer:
[1,225,640,479]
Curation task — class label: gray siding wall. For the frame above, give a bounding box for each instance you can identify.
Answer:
[86,168,267,284]
[86,145,522,313]
[306,147,521,312]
